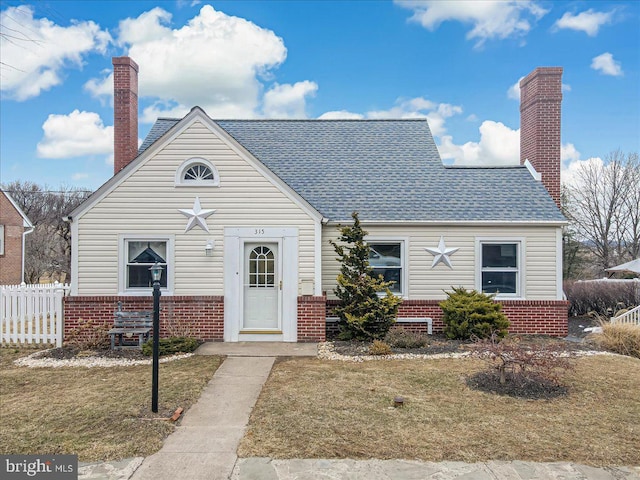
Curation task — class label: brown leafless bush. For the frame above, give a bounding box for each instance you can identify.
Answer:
[65,319,110,350]
[469,335,575,387]
[564,280,639,316]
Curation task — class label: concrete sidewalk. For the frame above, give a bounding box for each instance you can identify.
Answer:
[129,356,275,480]
[78,343,639,480]
[232,458,640,479]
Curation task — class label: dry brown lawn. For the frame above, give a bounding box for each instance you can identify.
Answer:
[239,355,640,466]
[0,348,221,461]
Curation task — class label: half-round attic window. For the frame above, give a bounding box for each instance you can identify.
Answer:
[175,158,220,187]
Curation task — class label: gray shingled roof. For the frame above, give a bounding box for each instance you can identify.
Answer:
[139,117,565,223]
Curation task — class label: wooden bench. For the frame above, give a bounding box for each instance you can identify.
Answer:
[109,302,152,350]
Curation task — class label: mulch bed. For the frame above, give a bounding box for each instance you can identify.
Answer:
[466,370,570,400]
[330,333,602,357]
[39,346,147,360]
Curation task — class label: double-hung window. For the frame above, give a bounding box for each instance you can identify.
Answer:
[478,240,522,297]
[366,239,407,296]
[120,236,173,293]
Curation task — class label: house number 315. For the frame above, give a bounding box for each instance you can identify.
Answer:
[254,228,265,235]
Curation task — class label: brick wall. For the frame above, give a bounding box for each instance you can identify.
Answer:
[326,299,569,337]
[64,295,224,343]
[297,295,326,342]
[113,57,139,174]
[520,67,563,209]
[0,192,25,285]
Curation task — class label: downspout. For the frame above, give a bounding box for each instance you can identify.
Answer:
[21,226,34,284]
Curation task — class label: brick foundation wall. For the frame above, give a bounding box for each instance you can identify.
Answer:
[64,295,224,343]
[297,295,326,342]
[326,299,569,337]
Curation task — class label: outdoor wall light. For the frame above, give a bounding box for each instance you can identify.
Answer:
[205,240,214,257]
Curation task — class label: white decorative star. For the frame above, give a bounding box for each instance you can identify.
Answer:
[425,236,460,269]
[178,197,215,233]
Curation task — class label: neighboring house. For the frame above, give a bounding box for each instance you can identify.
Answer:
[64,57,568,342]
[0,188,34,285]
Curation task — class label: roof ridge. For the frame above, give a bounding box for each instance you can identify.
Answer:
[153,118,428,122]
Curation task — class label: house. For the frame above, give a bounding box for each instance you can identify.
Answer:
[0,188,34,285]
[64,57,568,342]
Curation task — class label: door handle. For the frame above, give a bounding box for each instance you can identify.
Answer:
[279,280,282,290]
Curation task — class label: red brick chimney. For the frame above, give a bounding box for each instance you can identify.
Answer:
[113,57,139,174]
[519,67,563,209]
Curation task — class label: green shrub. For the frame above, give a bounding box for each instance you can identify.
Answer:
[440,287,510,340]
[384,328,429,349]
[330,212,402,340]
[368,340,392,356]
[142,337,201,357]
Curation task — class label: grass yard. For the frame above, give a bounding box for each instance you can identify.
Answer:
[0,348,221,461]
[239,355,640,467]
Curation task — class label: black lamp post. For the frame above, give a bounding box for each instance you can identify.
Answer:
[150,262,163,413]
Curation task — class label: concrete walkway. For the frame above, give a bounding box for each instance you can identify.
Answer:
[130,355,276,480]
[195,341,318,357]
[78,342,640,480]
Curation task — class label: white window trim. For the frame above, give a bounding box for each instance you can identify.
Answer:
[365,236,409,299]
[475,237,525,300]
[0,224,4,255]
[175,157,220,187]
[118,234,175,295]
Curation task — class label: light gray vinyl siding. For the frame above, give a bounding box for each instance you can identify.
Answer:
[76,120,316,295]
[322,225,560,301]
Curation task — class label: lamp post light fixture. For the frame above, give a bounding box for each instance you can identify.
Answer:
[149,262,163,413]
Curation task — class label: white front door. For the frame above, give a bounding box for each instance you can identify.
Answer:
[243,242,280,331]
[224,227,299,342]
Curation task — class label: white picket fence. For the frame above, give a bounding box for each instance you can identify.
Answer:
[611,305,640,326]
[0,283,70,347]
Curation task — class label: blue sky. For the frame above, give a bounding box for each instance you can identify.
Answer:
[1,0,638,191]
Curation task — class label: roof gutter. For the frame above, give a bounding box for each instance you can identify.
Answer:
[325,219,568,227]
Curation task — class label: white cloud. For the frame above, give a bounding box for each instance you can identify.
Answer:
[71,173,89,180]
[364,97,462,136]
[0,5,111,100]
[554,9,614,36]
[507,76,525,100]
[508,75,571,100]
[318,110,365,120]
[591,52,623,76]
[561,143,581,165]
[562,155,604,188]
[466,114,479,122]
[438,120,520,165]
[396,0,547,47]
[85,5,316,120]
[559,142,607,187]
[37,110,113,159]
[262,81,318,118]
